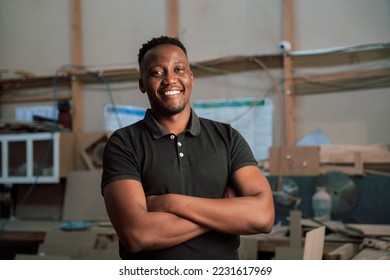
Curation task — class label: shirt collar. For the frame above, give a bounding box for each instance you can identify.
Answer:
[143,108,201,139]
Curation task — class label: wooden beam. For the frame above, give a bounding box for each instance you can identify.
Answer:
[282,0,296,146]
[0,91,71,104]
[303,226,325,260]
[167,0,179,37]
[70,79,84,133]
[2,60,388,99]
[71,0,84,134]
[71,0,83,67]
[293,68,390,95]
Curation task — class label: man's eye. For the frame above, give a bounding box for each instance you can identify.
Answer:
[151,70,163,77]
[175,67,185,73]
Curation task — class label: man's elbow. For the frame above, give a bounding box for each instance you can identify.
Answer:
[120,235,142,253]
[252,193,275,234]
[262,219,274,234]
[119,230,153,253]
[254,208,275,234]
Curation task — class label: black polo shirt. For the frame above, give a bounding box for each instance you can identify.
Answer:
[101,108,258,259]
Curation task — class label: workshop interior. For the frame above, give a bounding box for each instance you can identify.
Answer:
[0,0,389,260]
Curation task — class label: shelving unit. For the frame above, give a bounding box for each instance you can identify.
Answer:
[0,132,60,184]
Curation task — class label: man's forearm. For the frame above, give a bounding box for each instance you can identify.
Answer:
[121,210,209,253]
[147,193,273,235]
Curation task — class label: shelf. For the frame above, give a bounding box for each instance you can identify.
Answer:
[1,42,389,102]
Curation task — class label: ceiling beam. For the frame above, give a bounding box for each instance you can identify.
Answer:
[71,0,84,133]
[167,0,179,38]
[282,0,296,146]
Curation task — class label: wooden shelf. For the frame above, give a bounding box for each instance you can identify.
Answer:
[1,42,389,100]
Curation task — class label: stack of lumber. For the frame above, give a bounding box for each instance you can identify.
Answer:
[319,144,390,175]
[267,144,390,176]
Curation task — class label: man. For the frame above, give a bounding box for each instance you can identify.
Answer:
[101,36,274,259]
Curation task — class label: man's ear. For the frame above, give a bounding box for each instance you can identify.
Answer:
[190,71,195,86]
[139,78,146,93]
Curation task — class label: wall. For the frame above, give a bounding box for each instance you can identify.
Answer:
[1,0,389,146]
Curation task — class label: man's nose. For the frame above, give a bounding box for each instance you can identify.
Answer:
[162,71,177,85]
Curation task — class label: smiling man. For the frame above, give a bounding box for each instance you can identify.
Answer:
[101,36,274,260]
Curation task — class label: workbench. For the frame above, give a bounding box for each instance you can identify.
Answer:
[0,219,117,260]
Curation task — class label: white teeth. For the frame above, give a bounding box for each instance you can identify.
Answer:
[164,90,180,96]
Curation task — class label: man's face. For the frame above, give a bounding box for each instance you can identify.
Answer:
[139,44,194,117]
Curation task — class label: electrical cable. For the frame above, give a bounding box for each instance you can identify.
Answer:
[96,73,123,129]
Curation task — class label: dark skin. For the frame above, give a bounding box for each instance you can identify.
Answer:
[103,44,275,253]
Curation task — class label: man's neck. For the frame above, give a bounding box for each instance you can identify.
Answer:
[154,108,191,136]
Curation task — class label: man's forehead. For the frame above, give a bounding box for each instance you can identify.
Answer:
[146,44,186,57]
[141,45,189,67]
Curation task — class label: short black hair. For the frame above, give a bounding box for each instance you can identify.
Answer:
[138,35,187,66]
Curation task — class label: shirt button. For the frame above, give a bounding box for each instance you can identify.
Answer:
[179,152,184,157]
[170,135,175,140]
[178,142,182,147]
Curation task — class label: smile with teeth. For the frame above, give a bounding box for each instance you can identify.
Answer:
[164,90,181,96]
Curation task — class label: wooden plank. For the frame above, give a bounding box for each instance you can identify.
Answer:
[294,68,390,96]
[325,243,356,260]
[275,247,304,260]
[269,146,319,175]
[320,166,364,176]
[2,61,386,94]
[59,132,75,177]
[303,226,325,260]
[346,224,390,237]
[239,237,258,260]
[71,80,84,134]
[321,152,390,164]
[44,230,97,247]
[71,0,84,134]
[352,248,390,260]
[167,0,179,38]
[0,91,71,104]
[38,243,81,259]
[0,231,45,242]
[319,145,390,175]
[320,144,390,163]
[282,0,296,146]
[14,254,71,260]
[274,210,304,260]
[71,0,83,66]
[320,151,364,175]
[364,168,390,176]
[289,210,302,248]
[320,144,389,153]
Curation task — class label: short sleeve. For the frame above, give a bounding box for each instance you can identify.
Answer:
[100,129,141,195]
